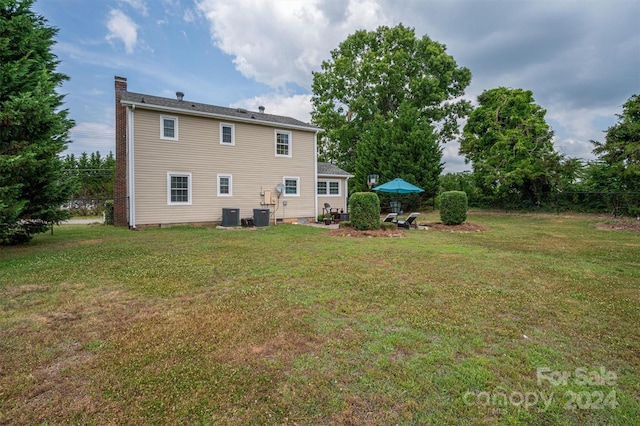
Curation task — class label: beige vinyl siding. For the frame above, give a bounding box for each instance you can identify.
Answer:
[132,108,316,225]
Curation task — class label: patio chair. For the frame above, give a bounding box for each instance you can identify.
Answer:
[382,213,398,223]
[323,203,339,216]
[394,212,420,229]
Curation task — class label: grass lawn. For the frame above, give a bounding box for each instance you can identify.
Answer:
[1,212,638,425]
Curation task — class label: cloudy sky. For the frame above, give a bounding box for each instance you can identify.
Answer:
[33,0,639,172]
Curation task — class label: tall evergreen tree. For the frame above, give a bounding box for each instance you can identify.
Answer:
[0,0,74,243]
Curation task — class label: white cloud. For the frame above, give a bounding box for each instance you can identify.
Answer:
[120,0,148,16]
[68,122,115,156]
[230,93,313,123]
[183,8,196,23]
[105,9,139,54]
[195,0,389,88]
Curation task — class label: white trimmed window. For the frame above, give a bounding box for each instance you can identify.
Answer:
[284,177,299,196]
[220,123,235,145]
[317,181,327,195]
[275,130,291,157]
[329,181,340,195]
[317,180,341,196]
[161,116,178,140]
[167,172,191,205]
[217,174,232,196]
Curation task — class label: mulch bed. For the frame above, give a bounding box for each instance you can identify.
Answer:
[421,222,490,232]
[325,222,490,237]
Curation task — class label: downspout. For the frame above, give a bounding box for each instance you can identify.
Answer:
[345,176,350,212]
[314,130,319,220]
[127,105,136,229]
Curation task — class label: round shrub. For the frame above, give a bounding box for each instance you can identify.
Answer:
[349,192,380,230]
[440,191,468,225]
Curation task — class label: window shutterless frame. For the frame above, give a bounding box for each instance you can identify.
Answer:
[217,174,232,196]
[283,176,299,196]
[275,130,292,157]
[167,172,191,205]
[220,123,235,145]
[160,115,178,140]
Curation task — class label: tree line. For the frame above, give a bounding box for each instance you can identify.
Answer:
[2,2,638,243]
[312,25,639,215]
[62,151,115,216]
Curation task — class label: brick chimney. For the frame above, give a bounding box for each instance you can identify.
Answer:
[114,76,128,226]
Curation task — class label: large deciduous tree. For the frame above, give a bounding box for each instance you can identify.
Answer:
[0,0,74,244]
[311,24,471,196]
[592,94,640,192]
[459,87,563,206]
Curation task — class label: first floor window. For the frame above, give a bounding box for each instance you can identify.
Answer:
[284,177,299,196]
[317,181,327,195]
[317,180,340,196]
[218,174,232,196]
[161,116,178,140]
[167,172,191,205]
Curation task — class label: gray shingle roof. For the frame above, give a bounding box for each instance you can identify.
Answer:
[317,162,353,177]
[120,90,319,131]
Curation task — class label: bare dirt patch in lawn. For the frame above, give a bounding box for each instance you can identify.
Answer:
[326,228,405,238]
[422,222,490,232]
[596,220,640,233]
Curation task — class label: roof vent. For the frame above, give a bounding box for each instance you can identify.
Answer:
[140,97,146,103]
[236,108,248,113]
[176,91,184,101]
[258,106,265,113]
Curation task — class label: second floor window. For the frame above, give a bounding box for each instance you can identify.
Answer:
[161,116,178,140]
[275,130,291,157]
[220,123,234,145]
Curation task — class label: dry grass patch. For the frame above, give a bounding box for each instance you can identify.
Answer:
[326,228,405,238]
[0,217,638,424]
[422,222,490,232]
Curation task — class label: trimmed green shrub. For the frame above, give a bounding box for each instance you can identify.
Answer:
[349,192,380,230]
[104,200,114,225]
[440,191,468,225]
[381,222,397,231]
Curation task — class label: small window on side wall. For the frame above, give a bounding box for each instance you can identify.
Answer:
[329,181,340,195]
[161,116,178,140]
[317,181,327,195]
[284,177,299,196]
[220,123,234,145]
[217,174,232,196]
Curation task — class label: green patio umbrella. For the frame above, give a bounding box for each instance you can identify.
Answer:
[371,178,424,194]
[372,178,424,214]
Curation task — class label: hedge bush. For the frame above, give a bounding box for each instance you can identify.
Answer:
[440,191,468,225]
[349,192,380,230]
[104,200,114,225]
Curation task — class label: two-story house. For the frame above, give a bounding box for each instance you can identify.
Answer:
[114,76,351,228]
